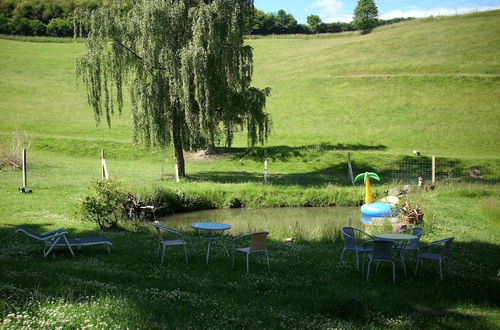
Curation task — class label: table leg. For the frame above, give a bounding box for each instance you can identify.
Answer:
[206,240,211,264]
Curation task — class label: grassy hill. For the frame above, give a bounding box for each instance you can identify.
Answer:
[0,10,499,188]
[0,11,499,329]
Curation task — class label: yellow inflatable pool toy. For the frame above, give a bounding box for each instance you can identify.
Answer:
[378,196,400,204]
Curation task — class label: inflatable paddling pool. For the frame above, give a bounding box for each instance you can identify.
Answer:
[361,202,399,217]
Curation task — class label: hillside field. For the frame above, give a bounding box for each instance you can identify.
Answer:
[1,10,500,329]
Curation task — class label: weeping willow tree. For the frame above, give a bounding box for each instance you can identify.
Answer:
[75,0,270,178]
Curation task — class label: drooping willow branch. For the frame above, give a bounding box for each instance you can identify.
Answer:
[75,0,270,176]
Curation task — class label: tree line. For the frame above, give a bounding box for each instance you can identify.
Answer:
[0,0,101,37]
[0,0,413,37]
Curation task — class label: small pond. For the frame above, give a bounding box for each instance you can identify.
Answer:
[159,207,366,241]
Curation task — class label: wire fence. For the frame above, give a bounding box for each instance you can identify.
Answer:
[349,154,500,186]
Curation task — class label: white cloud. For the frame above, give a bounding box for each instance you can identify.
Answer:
[312,0,352,23]
[380,6,500,19]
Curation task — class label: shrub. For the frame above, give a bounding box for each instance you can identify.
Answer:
[80,178,127,230]
[8,17,33,35]
[28,19,46,35]
[0,14,9,33]
[46,18,72,37]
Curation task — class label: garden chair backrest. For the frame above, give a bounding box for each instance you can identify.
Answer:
[151,223,182,242]
[402,227,424,249]
[341,227,357,249]
[371,240,395,261]
[342,227,373,249]
[15,227,45,240]
[249,231,269,251]
[441,237,454,257]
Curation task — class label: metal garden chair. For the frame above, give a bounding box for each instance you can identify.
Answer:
[232,231,270,272]
[414,237,454,280]
[364,239,398,283]
[152,223,188,265]
[340,227,374,270]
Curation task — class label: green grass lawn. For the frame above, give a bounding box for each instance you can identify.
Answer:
[1,10,500,329]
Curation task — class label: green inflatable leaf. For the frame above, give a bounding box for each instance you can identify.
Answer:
[367,172,380,181]
[354,173,366,182]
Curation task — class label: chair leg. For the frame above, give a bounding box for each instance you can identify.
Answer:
[446,258,451,276]
[366,260,372,282]
[362,251,366,275]
[414,256,421,275]
[232,248,236,268]
[392,261,396,284]
[157,243,160,256]
[62,236,75,256]
[43,237,61,257]
[246,253,250,273]
[183,244,188,264]
[265,251,270,270]
[400,252,407,276]
[160,245,166,265]
[355,251,359,269]
[206,241,211,265]
[340,248,346,264]
[439,259,443,281]
[376,260,380,273]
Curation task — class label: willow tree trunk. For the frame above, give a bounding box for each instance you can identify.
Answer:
[172,107,186,179]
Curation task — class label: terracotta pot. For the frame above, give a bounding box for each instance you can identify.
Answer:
[403,213,424,225]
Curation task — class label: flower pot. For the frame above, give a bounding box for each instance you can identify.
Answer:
[403,213,424,225]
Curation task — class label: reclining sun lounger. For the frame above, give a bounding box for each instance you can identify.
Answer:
[14,226,112,257]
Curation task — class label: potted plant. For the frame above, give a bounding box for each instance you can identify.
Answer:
[400,201,424,225]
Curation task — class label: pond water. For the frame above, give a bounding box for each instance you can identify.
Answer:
[159,207,366,241]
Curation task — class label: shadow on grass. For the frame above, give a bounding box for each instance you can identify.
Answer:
[190,152,499,187]
[1,223,499,328]
[214,143,387,162]
[189,161,379,187]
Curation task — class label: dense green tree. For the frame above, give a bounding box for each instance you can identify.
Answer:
[307,14,321,33]
[353,0,379,32]
[75,0,271,178]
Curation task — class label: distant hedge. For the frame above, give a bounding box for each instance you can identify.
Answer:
[0,0,414,37]
[0,0,99,37]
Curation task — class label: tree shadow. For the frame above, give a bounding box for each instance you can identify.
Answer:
[189,160,380,187]
[212,143,386,162]
[190,153,498,187]
[1,223,499,328]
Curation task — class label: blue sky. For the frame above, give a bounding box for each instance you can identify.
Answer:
[254,0,500,23]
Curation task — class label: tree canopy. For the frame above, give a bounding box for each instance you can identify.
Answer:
[75,0,271,178]
[353,0,379,32]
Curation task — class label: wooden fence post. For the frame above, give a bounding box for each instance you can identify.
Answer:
[101,150,109,180]
[264,150,268,184]
[22,148,27,188]
[347,152,355,186]
[432,155,436,184]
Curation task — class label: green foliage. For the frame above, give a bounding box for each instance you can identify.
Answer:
[80,178,127,230]
[307,14,322,33]
[76,0,270,177]
[353,0,379,32]
[46,17,71,36]
[0,14,8,33]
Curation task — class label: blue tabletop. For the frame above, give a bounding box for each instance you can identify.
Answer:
[190,222,231,231]
[374,233,417,241]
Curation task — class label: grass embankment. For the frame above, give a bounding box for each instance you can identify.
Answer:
[0,10,500,328]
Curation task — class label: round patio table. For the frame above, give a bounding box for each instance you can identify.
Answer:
[374,233,417,241]
[190,222,231,264]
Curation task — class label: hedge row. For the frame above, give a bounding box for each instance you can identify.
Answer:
[0,15,72,37]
